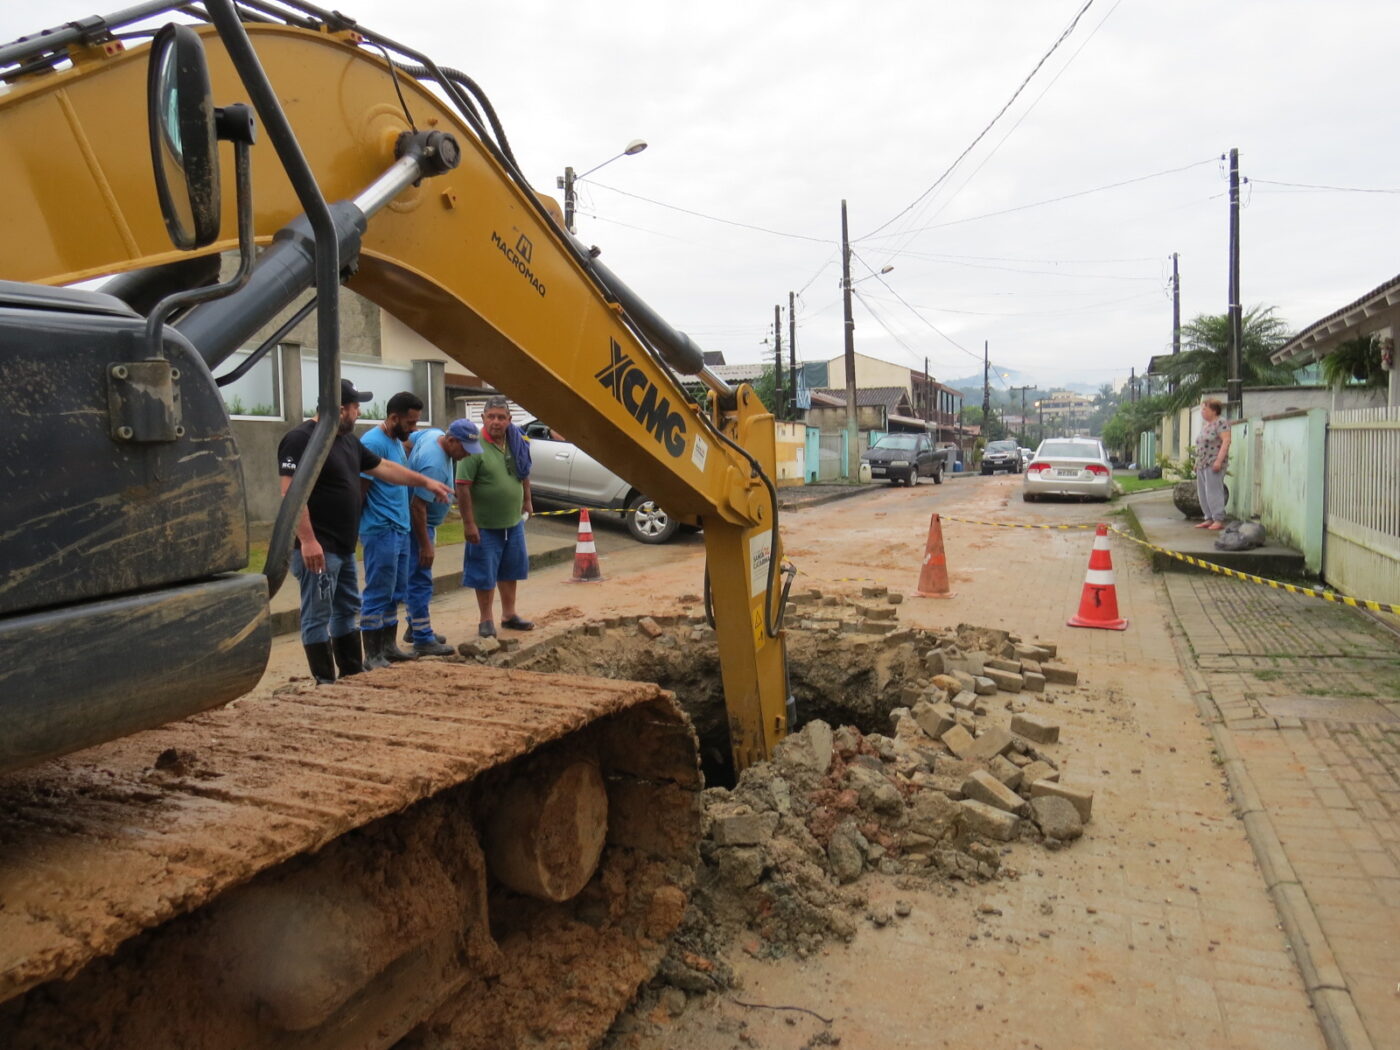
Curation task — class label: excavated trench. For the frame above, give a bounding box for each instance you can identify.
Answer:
[505,617,924,787]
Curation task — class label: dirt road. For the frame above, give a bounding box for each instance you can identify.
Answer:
[250,476,1325,1049]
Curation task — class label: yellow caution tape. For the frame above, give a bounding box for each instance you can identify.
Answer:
[1106,526,1400,616]
[938,515,1099,531]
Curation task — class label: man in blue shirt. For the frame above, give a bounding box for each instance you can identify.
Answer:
[403,417,481,654]
[358,390,431,668]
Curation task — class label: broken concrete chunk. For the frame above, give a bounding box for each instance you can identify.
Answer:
[1029,779,1093,822]
[1011,712,1060,745]
[458,636,501,658]
[711,811,781,846]
[1029,795,1083,841]
[827,821,868,883]
[906,789,962,842]
[930,673,963,696]
[962,770,1029,815]
[958,798,1020,842]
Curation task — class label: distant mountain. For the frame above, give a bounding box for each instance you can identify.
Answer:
[944,370,1104,398]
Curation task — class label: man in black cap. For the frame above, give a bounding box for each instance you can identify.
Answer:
[277,378,451,683]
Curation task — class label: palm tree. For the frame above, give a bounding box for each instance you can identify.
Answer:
[1320,334,1387,391]
[1155,306,1297,410]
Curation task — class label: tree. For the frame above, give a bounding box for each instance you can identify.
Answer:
[1153,306,1297,410]
[1101,394,1167,461]
[1321,334,1387,391]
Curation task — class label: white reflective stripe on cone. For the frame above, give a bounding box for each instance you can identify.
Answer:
[1084,569,1116,585]
[576,541,597,553]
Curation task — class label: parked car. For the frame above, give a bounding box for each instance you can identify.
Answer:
[1022,438,1114,502]
[1019,447,1034,469]
[980,439,1022,475]
[861,432,948,486]
[521,421,682,543]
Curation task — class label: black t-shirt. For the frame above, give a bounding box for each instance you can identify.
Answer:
[277,421,382,556]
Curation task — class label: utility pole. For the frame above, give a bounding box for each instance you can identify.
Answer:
[1129,366,1136,403]
[773,304,783,422]
[1010,385,1031,444]
[1227,148,1243,417]
[1038,400,1044,444]
[841,200,858,479]
[923,356,931,422]
[560,166,577,234]
[982,340,991,437]
[1171,252,1181,356]
[788,290,797,422]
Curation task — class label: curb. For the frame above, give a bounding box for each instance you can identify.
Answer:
[1157,576,1375,1050]
[268,542,576,639]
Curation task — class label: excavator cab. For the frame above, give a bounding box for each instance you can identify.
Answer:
[0,24,270,775]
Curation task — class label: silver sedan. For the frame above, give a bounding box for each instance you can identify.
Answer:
[1022,438,1113,502]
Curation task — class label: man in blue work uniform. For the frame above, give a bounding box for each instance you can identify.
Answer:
[358,390,434,668]
[277,380,450,684]
[403,417,482,655]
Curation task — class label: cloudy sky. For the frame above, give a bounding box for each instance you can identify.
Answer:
[5,0,1398,390]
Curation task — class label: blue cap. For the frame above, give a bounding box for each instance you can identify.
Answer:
[447,417,483,454]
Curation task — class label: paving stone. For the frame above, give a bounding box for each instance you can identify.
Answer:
[1018,760,1059,791]
[922,649,946,675]
[1011,712,1060,745]
[950,691,979,712]
[933,755,979,780]
[962,769,1029,815]
[940,724,976,759]
[912,700,956,740]
[637,617,663,639]
[984,667,1025,692]
[711,811,781,846]
[958,798,1020,841]
[951,670,979,694]
[946,651,987,676]
[887,592,905,605]
[1014,643,1052,661]
[988,754,1023,790]
[1030,795,1083,840]
[1022,671,1047,693]
[964,726,1015,762]
[1040,662,1078,685]
[459,636,501,657]
[1030,779,1093,822]
[861,584,888,599]
[1031,640,1058,658]
[972,675,998,696]
[985,657,1022,673]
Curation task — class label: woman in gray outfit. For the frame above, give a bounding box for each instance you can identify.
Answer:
[1194,398,1232,530]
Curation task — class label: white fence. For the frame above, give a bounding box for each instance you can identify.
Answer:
[1324,406,1400,607]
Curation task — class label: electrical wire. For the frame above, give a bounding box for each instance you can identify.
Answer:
[587,180,835,244]
[858,0,1097,243]
[1251,178,1400,195]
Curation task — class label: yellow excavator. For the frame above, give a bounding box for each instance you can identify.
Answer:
[0,3,795,1046]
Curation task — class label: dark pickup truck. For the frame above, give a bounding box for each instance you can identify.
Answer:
[861,432,953,486]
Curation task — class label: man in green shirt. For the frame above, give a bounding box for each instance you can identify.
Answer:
[456,396,534,637]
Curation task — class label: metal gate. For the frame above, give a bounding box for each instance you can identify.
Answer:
[1324,406,1400,606]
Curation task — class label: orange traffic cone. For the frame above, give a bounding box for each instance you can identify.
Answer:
[568,509,604,582]
[914,513,955,598]
[1067,524,1127,630]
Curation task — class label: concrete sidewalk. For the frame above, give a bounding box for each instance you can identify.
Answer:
[1156,543,1400,1050]
[1127,487,1306,578]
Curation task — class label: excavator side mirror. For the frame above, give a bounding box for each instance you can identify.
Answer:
[147,23,221,250]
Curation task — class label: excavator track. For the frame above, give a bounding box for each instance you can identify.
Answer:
[0,663,702,1049]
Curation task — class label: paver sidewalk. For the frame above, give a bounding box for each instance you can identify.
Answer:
[1162,567,1400,1050]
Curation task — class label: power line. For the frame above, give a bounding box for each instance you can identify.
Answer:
[587,180,834,243]
[861,157,1218,240]
[1250,178,1400,195]
[858,0,1097,242]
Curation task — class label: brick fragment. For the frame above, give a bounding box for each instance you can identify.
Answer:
[983,668,1024,692]
[962,770,1029,815]
[1040,662,1078,685]
[959,798,1020,841]
[1011,712,1060,745]
[861,584,888,599]
[638,617,663,639]
[1029,779,1093,822]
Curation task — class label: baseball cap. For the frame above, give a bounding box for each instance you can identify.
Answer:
[340,378,373,405]
[446,418,484,454]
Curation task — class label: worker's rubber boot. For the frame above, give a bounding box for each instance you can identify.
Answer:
[331,632,365,677]
[413,637,456,656]
[380,624,418,662]
[403,625,446,645]
[302,641,337,685]
[361,628,390,670]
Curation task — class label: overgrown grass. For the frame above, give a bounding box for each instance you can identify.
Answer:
[1115,476,1177,495]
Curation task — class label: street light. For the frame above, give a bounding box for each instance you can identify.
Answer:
[557,138,648,234]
